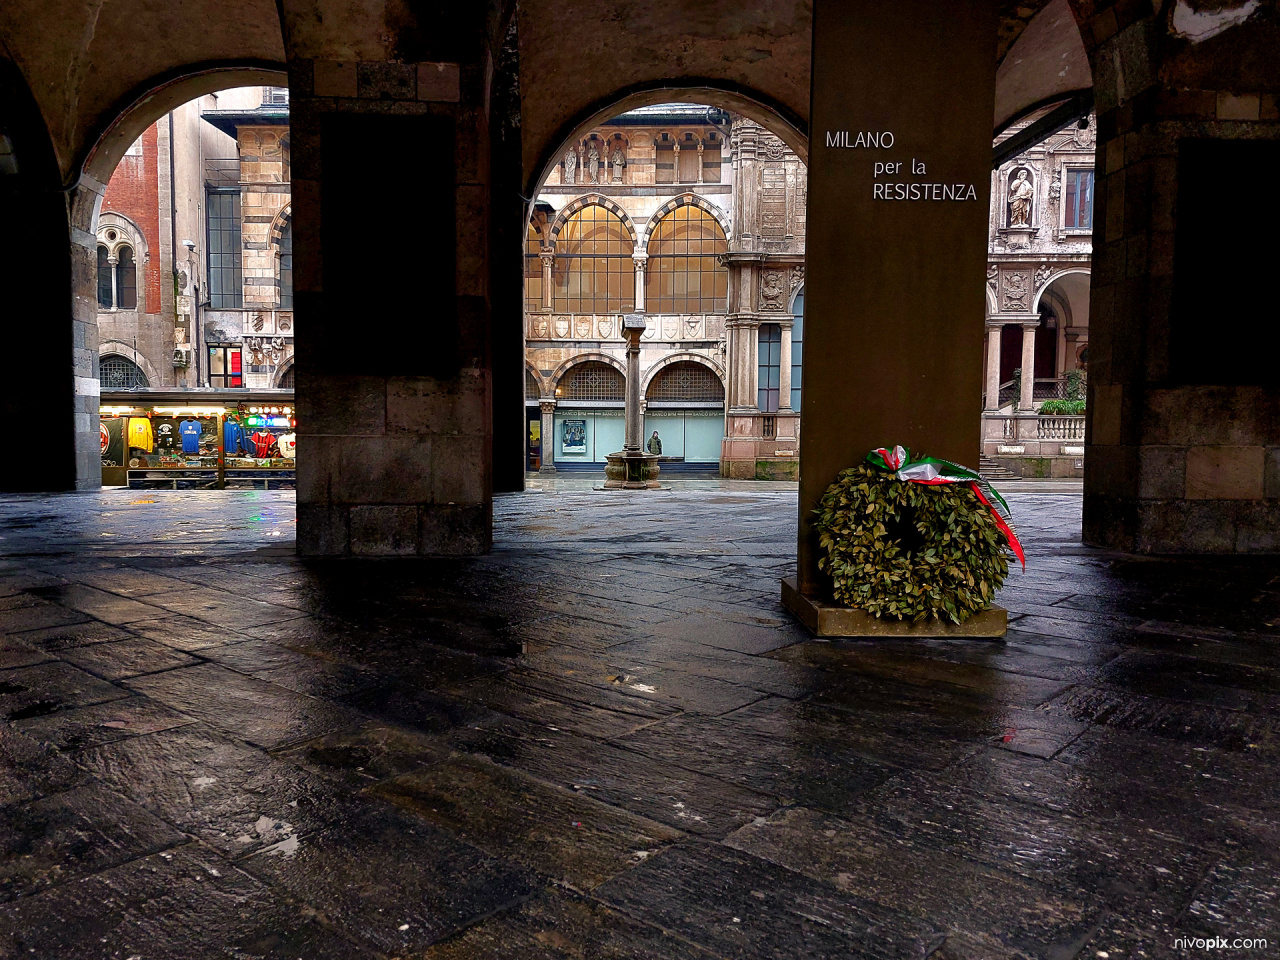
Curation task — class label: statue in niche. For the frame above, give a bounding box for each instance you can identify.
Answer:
[611,148,625,182]
[587,147,600,184]
[563,149,577,184]
[1008,169,1033,227]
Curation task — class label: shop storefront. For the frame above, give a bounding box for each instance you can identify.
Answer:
[100,390,296,489]
[552,406,625,468]
[642,406,724,463]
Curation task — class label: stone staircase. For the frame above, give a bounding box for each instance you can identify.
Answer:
[979,456,1021,481]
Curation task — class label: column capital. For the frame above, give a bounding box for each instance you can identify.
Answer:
[539,251,555,266]
[539,400,556,415]
[632,253,648,268]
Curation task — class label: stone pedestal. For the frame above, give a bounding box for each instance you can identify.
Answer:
[603,313,661,489]
[603,451,661,488]
[782,578,1007,638]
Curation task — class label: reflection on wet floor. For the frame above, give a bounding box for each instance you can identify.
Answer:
[1,487,1279,958]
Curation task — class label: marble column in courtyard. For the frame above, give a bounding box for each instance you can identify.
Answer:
[1019,321,1036,410]
[778,319,794,413]
[539,400,556,473]
[540,251,554,310]
[985,322,1002,411]
[632,254,647,311]
[604,314,660,488]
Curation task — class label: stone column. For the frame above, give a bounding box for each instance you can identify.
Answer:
[624,320,643,453]
[672,143,681,183]
[539,400,556,473]
[107,252,119,308]
[1019,321,1036,411]
[778,319,794,413]
[697,142,705,183]
[632,254,647,312]
[984,322,1002,411]
[540,251,554,311]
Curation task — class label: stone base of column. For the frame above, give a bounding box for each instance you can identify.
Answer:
[537,464,557,474]
[297,503,491,556]
[602,451,661,489]
[781,577,1007,637]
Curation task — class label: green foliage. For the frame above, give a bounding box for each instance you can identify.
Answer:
[1064,369,1084,401]
[812,463,1011,625]
[1039,399,1086,415]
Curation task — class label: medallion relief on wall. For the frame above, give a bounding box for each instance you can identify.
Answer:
[662,316,679,340]
[574,316,592,338]
[597,317,614,338]
[1001,270,1030,311]
[759,271,786,310]
[554,317,570,338]
[534,316,550,339]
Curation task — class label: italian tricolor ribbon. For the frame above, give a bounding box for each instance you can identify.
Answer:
[867,445,1026,569]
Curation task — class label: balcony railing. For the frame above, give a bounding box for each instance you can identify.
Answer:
[990,376,1086,409]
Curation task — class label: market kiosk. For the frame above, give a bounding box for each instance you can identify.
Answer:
[100,390,296,489]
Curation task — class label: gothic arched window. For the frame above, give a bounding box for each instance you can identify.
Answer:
[96,246,113,308]
[645,205,728,314]
[557,361,625,401]
[100,355,148,389]
[646,362,724,402]
[277,222,293,309]
[552,206,634,315]
[115,247,137,310]
[525,222,543,312]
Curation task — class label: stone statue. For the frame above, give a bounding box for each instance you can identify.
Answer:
[611,148,625,182]
[587,147,600,184]
[564,149,577,184]
[1008,169,1033,226]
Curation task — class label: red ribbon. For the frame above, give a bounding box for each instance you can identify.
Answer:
[970,481,1026,570]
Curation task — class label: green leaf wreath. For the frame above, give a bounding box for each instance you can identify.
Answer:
[813,461,1012,624]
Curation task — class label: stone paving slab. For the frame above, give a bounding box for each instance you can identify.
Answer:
[1,486,1279,958]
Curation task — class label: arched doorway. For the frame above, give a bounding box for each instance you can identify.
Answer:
[643,360,726,471]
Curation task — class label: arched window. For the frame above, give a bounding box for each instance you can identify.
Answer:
[278,364,295,389]
[526,368,541,400]
[790,288,804,412]
[552,206,634,314]
[278,222,293,309]
[100,355,148,389]
[96,246,113,308]
[646,361,724,402]
[758,324,781,412]
[525,223,543,312]
[115,247,137,310]
[645,206,728,314]
[557,361,624,401]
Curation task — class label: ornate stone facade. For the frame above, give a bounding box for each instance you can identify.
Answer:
[983,110,1095,474]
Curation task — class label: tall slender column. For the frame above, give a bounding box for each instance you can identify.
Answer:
[623,318,644,452]
[1019,321,1037,410]
[778,319,794,413]
[632,254,647,312]
[672,143,681,183]
[539,400,556,473]
[108,253,119,309]
[540,250,554,311]
[985,322,1002,411]
[697,143,705,183]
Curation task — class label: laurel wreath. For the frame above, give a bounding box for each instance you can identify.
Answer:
[813,462,1011,624]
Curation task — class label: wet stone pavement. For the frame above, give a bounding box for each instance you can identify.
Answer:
[1,486,1278,959]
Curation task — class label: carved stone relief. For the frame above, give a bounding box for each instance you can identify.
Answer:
[554,317,570,338]
[759,271,785,310]
[574,316,592,338]
[1001,271,1029,311]
[662,316,679,339]
[564,149,577,184]
[1034,263,1052,288]
[789,265,805,290]
[986,264,998,290]
[597,317,613,338]
[534,316,550,339]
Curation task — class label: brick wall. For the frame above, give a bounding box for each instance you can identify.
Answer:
[101,123,162,315]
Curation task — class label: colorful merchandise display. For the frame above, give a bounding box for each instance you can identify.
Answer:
[99,397,296,490]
